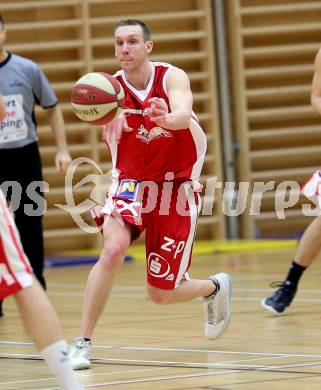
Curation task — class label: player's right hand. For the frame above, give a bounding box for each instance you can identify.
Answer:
[102,115,132,144]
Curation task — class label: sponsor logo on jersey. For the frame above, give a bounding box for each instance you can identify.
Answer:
[136,125,173,144]
[122,108,143,115]
[122,108,155,116]
[147,252,171,278]
[116,179,139,201]
[161,236,186,258]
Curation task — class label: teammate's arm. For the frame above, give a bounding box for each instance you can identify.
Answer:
[148,68,193,130]
[0,92,6,122]
[311,48,321,115]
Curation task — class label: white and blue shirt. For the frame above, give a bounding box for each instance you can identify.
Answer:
[0,53,57,149]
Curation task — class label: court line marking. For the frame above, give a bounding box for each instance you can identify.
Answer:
[45,290,321,303]
[47,283,321,295]
[0,357,288,388]
[24,369,249,390]
[35,365,321,390]
[2,342,321,359]
[1,352,321,371]
[0,354,288,388]
[93,346,321,358]
[46,269,321,289]
[86,357,321,371]
[1,350,321,388]
[0,366,169,386]
[0,341,33,346]
[0,351,293,367]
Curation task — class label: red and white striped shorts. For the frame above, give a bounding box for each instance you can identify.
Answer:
[0,191,33,300]
[96,180,202,290]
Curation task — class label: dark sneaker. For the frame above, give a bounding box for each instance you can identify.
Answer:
[261,282,297,315]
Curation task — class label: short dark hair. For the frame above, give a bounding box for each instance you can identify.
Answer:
[115,19,151,41]
[0,15,4,29]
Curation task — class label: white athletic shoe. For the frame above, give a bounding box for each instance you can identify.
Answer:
[69,337,92,370]
[203,273,232,340]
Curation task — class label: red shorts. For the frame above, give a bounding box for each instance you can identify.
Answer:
[98,180,201,290]
[0,191,33,300]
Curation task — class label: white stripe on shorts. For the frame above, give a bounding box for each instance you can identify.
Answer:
[0,191,33,290]
[174,189,201,288]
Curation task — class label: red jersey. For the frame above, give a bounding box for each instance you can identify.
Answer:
[110,62,207,187]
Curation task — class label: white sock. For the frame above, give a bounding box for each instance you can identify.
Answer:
[41,340,84,390]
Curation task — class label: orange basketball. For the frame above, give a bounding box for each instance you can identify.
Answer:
[71,72,125,125]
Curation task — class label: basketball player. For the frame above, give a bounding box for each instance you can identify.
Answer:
[262,48,321,315]
[0,14,72,317]
[0,177,83,388]
[69,19,232,370]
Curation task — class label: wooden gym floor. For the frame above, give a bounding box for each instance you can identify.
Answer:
[1,248,321,389]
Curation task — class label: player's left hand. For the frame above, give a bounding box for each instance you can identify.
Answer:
[147,97,169,127]
[55,149,72,172]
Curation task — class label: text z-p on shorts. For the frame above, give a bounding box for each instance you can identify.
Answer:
[100,180,201,290]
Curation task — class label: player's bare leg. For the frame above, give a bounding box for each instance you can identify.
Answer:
[80,216,131,337]
[147,273,232,340]
[147,278,215,304]
[262,215,321,315]
[293,214,321,267]
[15,278,63,349]
[15,278,83,390]
[69,216,131,369]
